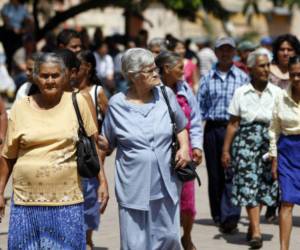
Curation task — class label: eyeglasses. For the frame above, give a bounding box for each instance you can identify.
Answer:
[139,67,160,75]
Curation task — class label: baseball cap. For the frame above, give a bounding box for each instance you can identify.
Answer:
[215,37,236,49]
[237,40,257,51]
[260,36,273,46]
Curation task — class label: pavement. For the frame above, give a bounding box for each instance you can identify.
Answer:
[1,153,300,250]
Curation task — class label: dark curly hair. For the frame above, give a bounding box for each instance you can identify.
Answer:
[272,34,300,64]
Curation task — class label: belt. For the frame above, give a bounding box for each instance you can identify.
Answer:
[206,120,228,127]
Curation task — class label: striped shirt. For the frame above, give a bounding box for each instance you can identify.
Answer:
[197,64,249,121]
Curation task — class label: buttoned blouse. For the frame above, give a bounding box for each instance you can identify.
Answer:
[269,87,300,157]
[102,85,187,210]
[228,83,282,124]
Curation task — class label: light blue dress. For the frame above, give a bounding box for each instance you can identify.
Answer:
[102,85,187,250]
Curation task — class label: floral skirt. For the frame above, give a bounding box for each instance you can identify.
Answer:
[8,202,85,250]
[231,122,278,207]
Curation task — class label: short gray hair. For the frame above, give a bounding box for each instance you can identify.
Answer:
[148,38,167,50]
[33,52,66,79]
[121,48,154,79]
[247,48,270,68]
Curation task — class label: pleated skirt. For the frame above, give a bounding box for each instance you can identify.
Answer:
[8,201,85,250]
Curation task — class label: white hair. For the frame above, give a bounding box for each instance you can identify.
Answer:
[121,48,154,79]
[247,48,270,68]
[148,37,167,50]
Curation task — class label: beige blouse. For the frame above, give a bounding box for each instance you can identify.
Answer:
[2,92,97,206]
[269,87,300,157]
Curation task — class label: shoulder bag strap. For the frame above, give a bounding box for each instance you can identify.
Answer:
[72,92,87,136]
[160,85,179,151]
[160,85,176,125]
[94,85,100,120]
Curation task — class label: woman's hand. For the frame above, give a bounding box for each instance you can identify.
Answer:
[221,151,231,168]
[192,148,202,166]
[271,157,278,180]
[0,194,5,223]
[175,146,190,169]
[98,179,109,214]
[97,135,110,152]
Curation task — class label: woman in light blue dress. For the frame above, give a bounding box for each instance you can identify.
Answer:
[100,48,190,250]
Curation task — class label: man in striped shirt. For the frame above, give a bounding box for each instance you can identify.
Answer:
[197,37,249,233]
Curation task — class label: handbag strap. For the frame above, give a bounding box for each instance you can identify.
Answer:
[94,85,100,121]
[160,85,176,126]
[72,92,87,136]
[160,86,201,187]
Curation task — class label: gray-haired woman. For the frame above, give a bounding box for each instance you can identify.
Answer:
[222,49,281,249]
[99,48,190,249]
[0,52,106,249]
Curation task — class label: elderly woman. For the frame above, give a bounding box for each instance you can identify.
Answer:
[166,37,199,93]
[148,37,167,57]
[0,52,108,249]
[100,48,190,250]
[269,55,300,250]
[155,51,202,250]
[221,49,281,249]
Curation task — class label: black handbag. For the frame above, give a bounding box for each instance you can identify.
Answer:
[72,92,101,178]
[160,85,201,186]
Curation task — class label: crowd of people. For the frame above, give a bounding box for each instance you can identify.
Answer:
[0,3,298,250]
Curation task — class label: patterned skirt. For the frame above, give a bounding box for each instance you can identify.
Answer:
[231,122,278,207]
[8,202,85,250]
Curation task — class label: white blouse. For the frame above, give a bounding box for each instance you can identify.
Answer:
[228,83,282,124]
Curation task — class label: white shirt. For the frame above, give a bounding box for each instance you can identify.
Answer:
[93,52,114,80]
[269,86,300,156]
[228,82,282,124]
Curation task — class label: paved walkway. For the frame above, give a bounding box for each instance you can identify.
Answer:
[1,154,300,250]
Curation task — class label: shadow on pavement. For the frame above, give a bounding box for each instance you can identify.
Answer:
[214,231,273,246]
[194,218,216,226]
[94,247,108,250]
[0,232,7,236]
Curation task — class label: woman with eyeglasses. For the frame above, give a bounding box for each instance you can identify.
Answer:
[269,55,300,250]
[155,51,203,250]
[99,48,190,249]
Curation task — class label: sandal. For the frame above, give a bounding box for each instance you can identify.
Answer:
[249,236,263,249]
[181,237,197,250]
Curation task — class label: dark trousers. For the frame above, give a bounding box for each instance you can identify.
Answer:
[204,121,241,224]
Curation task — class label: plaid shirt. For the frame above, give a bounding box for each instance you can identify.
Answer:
[197,64,249,121]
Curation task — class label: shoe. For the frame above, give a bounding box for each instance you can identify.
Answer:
[249,236,263,249]
[220,221,238,234]
[246,226,252,242]
[213,216,221,226]
[265,206,277,222]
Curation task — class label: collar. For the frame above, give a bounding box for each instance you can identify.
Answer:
[211,63,238,79]
[176,80,190,98]
[244,82,273,95]
[283,84,299,106]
